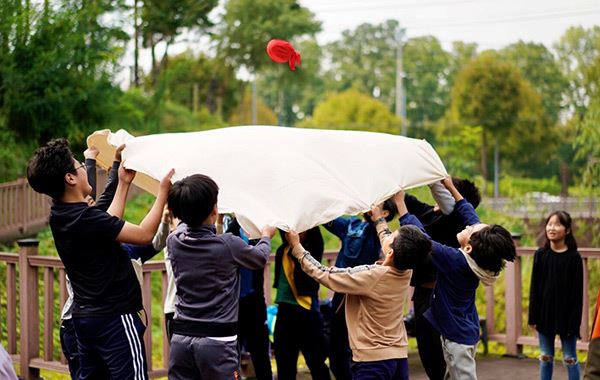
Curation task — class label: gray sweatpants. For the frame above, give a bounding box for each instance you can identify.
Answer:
[169,334,240,380]
[441,336,478,380]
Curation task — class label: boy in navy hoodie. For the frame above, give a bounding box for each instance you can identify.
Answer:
[396,177,516,379]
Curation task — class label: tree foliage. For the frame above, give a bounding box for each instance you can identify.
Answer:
[450,53,536,181]
[298,89,401,134]
[215,0,321,74]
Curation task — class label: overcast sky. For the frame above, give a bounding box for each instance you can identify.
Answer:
[299,0,600,50]
[119,0,600,86]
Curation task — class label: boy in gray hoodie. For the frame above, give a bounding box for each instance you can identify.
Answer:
[166,174,276,380]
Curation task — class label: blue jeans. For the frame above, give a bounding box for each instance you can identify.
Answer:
[351,358,409,380]
[538,331,580,380]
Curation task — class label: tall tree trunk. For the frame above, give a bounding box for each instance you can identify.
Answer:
[133,0,139,87]
[493,135,500,198]
[481,129,489,194]
[150,36,156,86]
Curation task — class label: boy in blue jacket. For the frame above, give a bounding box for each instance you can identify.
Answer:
[396,177,516,379]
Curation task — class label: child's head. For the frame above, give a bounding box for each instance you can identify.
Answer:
[389,225,431,270]
[364,198,398,223]
[460,223,516,274]
[27,138,92,201]
[543,211,577,250]
[168,174,218,227]
[453,177,481,209]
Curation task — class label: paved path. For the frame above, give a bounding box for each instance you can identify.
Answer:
[293,353,572,379]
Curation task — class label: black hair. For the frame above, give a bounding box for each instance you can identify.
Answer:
[453,177,481,209]
[26,138,77,200]
[391,225,431,270]
[543,211,577,251]
[469,224,516,275]
[383,198,398,222]
[167,174,219,227]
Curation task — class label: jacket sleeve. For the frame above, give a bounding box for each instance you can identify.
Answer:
[227,235,271,270]
[85,158,97,201]
[152,221,170,252]
[323,217,349,239]
[291,244,381,295]
[453,199,481,226]
[95,161,120,211]
[429,182,456,216]
[528,249,543,326]
[399,213,464,274]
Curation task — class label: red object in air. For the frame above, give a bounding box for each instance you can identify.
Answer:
[266,39,301,71]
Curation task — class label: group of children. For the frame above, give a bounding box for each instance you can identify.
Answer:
[23,137,592,380]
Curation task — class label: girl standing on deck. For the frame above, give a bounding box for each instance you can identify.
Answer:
[529,211,583,380]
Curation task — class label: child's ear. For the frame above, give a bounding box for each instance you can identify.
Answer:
[212,204,218,216]
[64,172,77,186]
[463,244,473,255]
[381,209,390,219]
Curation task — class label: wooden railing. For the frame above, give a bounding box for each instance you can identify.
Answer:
[0,169,145,243]
[0,179,50,242]
[485,245,600,355]
[0,241,597,379]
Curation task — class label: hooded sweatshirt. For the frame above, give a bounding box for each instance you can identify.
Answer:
[291,245,412,362]
[400,199,496,345]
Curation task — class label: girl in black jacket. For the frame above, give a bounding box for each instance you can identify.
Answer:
[529,211,582,380]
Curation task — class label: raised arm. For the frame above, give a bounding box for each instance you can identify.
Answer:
[96,145,125,211]
[115,169,175,245]
[229,225,276,269]
[287,231,380,295]
[151,207,171,252]
[442,177,480,226]
[429,181,455,215]
[84,147,99,200]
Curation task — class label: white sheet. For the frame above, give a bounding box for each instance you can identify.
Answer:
[87,126,447,238]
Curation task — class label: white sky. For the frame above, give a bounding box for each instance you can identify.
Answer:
[300,0,600,50]
[119,0,600,86]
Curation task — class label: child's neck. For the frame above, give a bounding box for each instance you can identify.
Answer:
[60,189,87,203]
[550,239,567,252]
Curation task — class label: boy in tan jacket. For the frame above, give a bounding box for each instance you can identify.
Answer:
[286,206,431,380]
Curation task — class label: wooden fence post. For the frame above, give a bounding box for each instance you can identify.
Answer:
[18,238,40,380]
[504,234,523,357]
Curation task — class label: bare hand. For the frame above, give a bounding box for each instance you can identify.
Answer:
[160,169,175,193]
[84,146,99,160]
[115,144,126,162]
[371,203,384,220]
[393,190,405,204]
[261,225,276,239]
[118,161,136,184]
[442,176,454,191]
[286,231,300,247]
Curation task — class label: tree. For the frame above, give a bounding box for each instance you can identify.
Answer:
[324,21,452,135]
[215,0,320,124]
[156,52,240,120]
[258,38,325,126]
[298,89,400,134]
[499,41,567,124]
[403,36,451,137]
[229,85,277,125]
[0,0,127,145]
[554,26,600,119]
[573,96,600,190]
[142,0,218,82]
[215,0,320,74]
[324,20,398,109]
[450,53,530,196]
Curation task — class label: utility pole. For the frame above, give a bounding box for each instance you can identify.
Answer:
[252,77,257,125]
[395,25,407,136]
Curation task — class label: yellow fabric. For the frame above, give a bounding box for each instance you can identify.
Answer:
[282,246,312,310]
